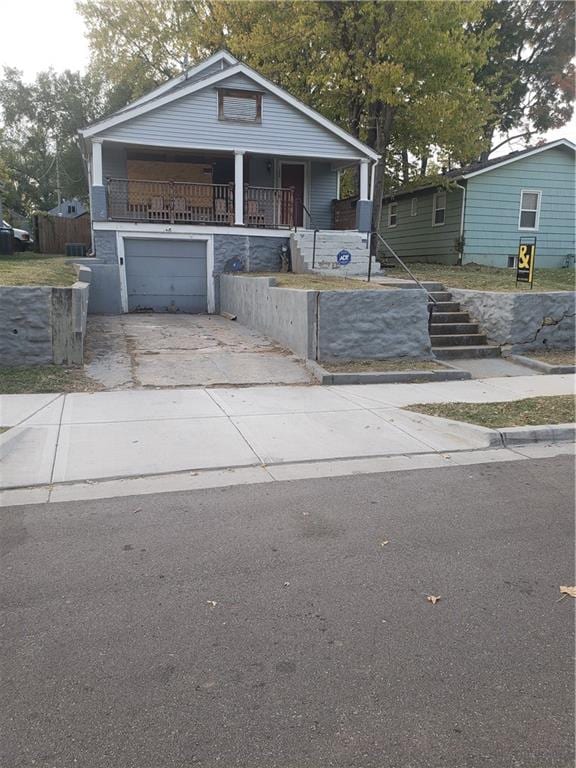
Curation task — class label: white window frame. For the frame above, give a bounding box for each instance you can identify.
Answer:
[388,202,398,228]
[411,197,418,216]
[432,190,446,227]
[518,189,542,231]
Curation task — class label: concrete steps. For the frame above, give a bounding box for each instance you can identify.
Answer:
[429,285,500,360]
[290,230,380,276]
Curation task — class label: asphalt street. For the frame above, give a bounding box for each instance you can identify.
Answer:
[1,457,574,768]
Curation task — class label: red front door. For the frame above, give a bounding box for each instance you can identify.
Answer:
[281,164,305,226]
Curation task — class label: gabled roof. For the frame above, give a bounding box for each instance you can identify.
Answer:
[384,138,575,200]
[80,50,379,161]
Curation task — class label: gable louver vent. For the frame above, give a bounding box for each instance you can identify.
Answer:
[218,89,262,123]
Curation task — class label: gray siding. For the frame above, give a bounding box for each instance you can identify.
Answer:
[310,162,338,229]
[463,147,575,267]
[380,188,463,265]
[100,73,361,160]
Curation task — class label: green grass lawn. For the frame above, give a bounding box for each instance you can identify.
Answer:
[405,395,575,429]
[0,365,102,395]
[0,252,77,286]
[245,273,388,290]
[404,263,575,292]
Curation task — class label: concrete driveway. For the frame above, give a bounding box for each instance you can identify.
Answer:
[84,314,311,388]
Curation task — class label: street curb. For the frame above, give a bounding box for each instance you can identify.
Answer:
[305,360,472,385]
[507,354,576,375]
[496,423,576,446]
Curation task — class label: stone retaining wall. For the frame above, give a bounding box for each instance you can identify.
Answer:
[220,275,432,361]
[451,289,576,352]
[0,267,90,366]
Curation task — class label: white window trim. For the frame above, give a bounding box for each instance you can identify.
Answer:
[432,191,446,227]
[411,197,417,217]
[518,189,542,231]
[388,202,398,228]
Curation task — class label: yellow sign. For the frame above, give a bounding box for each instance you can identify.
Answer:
[516,242,535,285]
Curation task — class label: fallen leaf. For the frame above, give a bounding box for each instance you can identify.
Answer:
[283,581,290,588]
[380,540,389,547]
[206,600,217,608]
[426,595,441,605]
[559,586,576,599]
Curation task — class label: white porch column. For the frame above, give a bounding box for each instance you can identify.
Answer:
[359,159,369,200]
[234,150,245,226]
[92,139,103,187]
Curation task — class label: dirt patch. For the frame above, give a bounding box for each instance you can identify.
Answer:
[246,273,389,291]
[322,359,444,373]
[523,349,575,366]
[0,365,103,394]
[405,395,575,428]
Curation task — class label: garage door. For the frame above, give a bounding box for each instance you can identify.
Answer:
[124,239,207,313]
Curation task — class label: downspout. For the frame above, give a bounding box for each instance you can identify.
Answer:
[455,181,466,265]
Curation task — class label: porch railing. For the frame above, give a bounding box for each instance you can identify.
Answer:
[107,178,235,225]
[106,178,294,228]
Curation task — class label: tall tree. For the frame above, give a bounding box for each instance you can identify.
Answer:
[474,0,575,156]
[0,68,104,214]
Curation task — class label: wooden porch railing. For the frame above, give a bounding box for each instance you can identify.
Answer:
[106,178,294,228]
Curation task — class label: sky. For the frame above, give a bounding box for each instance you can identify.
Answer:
[1,0,574,154]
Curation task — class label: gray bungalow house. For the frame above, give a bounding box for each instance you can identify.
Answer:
[79,50,378,314]
[381,138,575,268]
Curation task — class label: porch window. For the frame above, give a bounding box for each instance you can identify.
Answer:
[218,88,262,123]
[518,190,541,230]
[432,190,446,226]
[388,202,398,228]
[411,197,418,216]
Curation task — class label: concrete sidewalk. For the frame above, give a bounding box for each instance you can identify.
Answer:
[1,375,574,501]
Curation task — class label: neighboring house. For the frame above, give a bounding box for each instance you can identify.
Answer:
[381,138,575,268]
[79,50,378,314]
[48,198,88,218]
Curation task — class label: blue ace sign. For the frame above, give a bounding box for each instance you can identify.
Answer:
[336,249,352,266]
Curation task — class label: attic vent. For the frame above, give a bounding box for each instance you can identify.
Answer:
[218,88,262,123]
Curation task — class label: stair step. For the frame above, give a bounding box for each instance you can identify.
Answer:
[431,301,461,313]
[428,291,453,302]
[429,323,479,334]
[431,333,487,347]
[434,345,501,360]
[430,311,471,323]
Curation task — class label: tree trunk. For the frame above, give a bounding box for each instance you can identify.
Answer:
[369,104,395,260]
[420,156,428,176]
[401,149,410,183]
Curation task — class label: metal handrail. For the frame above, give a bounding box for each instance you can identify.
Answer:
[299,200,321,269]
[371,231,437,330]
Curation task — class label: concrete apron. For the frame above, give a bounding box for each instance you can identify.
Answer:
[1,375,574,505]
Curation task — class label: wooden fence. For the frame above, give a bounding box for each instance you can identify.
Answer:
[332,197,358,229]
[34,214,91,254]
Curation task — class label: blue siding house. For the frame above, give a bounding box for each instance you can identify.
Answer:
[381,139,575,268]
[78,50,378,314]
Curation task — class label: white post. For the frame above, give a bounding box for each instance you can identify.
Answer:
[359,159,369,200]
[92,139,103,187]
[234,150,244,226]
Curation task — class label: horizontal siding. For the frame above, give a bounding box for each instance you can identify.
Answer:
[101,73,360,160]
[380,189,462,264]
[310,162,338,229]
[463,147,575,267]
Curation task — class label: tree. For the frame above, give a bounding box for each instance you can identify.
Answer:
[0,68,105,213]
[474,0,575,156]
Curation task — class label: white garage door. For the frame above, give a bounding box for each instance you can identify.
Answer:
[124,239,208,313]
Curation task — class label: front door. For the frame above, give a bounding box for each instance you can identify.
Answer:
[281,163,305,226]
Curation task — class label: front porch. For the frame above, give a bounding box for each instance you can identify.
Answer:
[92,142,372,231]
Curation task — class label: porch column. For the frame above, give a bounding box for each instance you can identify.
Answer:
[234,150,245,226]
[92,139,103,187]
[359,159,369,200]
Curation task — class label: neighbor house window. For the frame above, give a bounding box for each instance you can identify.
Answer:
[388,202,398,227]
[67,204,76,214]
[432,190,446,226]
[218,88,262,123]
[411,198,418,216]
[518,190,541,230]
